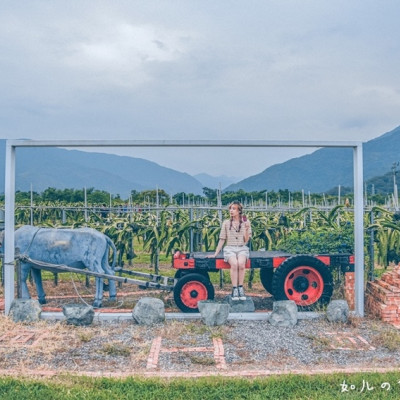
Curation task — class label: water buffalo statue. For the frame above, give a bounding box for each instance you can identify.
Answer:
[0,225,117,307]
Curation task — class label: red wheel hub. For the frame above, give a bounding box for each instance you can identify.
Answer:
[284,266,324,306]
[180,281,208,309]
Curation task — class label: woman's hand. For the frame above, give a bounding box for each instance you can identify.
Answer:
[211,239,225,258]
[243,220,251,242]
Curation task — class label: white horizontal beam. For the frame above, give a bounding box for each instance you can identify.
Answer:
[8,139,362,148]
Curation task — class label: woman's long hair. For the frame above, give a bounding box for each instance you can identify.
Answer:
[229,200,243,231]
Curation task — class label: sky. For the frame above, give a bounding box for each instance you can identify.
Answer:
[1,1,400,180]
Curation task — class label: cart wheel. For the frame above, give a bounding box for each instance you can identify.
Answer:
[272,255,333,308]
[259,268,274,295]
[173,273,215,313]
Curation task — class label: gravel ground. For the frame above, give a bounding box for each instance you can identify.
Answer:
[1,315,400,376]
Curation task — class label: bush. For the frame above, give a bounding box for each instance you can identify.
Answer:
[279,225,354,254]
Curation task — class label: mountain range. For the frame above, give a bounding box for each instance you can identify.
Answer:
[225,125,400,193]
[0,143,205,197]
[1,125,400,197]
[194,173,240,190]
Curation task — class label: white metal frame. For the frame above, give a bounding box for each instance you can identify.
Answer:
[3,139,364,316]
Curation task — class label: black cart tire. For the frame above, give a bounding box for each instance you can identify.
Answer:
[174,269,210,280]
[272,255,333,308]
[173,273,215,313]
[260,268,274,295]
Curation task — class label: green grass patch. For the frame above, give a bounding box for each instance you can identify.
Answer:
[98,342,131,357]
[1,372,400,399]
[131,251,172,265]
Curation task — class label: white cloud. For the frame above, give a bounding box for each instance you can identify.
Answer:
[354,86,400,106]
[0,1,399,175]
[63,23,190,89]
[0,11,193,96]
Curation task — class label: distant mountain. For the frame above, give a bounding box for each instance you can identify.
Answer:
[0,141,204,197]
[225,125,400,193]
[365,170,398,195]
[326,170,396,196]
[194,173,240,190]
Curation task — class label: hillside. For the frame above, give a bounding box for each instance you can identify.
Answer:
[225,125,400,193]
[326,170,397,196]
[365,170,398,195]
[0,142,204,197]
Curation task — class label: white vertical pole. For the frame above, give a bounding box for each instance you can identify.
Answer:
[4,142,16,315]
[353,143,364,317]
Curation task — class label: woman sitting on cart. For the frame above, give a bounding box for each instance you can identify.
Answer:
[211,200,252,300]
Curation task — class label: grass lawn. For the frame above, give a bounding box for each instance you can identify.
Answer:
[1,372,400,400]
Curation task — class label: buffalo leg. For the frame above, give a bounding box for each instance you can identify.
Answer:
[31,267,46,304]
[19,262,32,300]
[93,277,104,308]
[102,264,117,300]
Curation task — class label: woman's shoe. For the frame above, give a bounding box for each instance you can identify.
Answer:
[231,287,239,301]
[238,286,246,300]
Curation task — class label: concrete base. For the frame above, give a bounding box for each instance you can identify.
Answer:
[39,311,327,322]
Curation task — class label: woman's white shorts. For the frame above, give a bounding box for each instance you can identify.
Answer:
[223,245,249,262]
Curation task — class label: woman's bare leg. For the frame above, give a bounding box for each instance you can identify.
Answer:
[237,255,247,286]
[228,256,239,287]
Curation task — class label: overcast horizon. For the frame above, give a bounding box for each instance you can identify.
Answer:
[1,1,399,177]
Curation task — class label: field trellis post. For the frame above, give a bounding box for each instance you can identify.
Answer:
[3,139,365,316]
[30,183,33,225]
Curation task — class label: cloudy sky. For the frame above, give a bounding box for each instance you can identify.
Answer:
[1,1,399,180]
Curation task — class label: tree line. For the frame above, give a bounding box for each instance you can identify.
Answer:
[1,186,358,207]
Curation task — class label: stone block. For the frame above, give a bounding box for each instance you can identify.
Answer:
[198,300,230,326]
[269,300,298,327]
[62,304,95,326]
[9,299,42,323]
[326,300,349,323]
[132,297,165,325]
[223,295,255,312]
